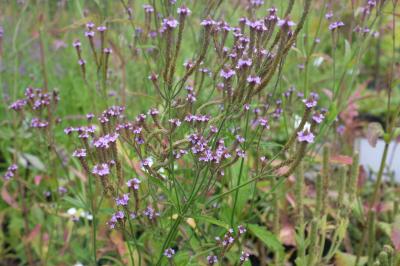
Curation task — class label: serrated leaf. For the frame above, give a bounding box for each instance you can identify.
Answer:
[247,224,284,254]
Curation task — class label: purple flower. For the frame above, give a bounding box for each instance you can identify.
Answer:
[78,59,86,65]
[303,95,318,108]
[325,11,333,20]
[177,6,191,16]
[200,19,215,27]
[238,225,246,235]
[86,22,95,29]
[108,211,125,229]
[236,135,245,143]
[328,21,345,31]
[127,178,141,190]
[258,118,270,129]
[9,99,27,111]
[312,112,325,124]
[297,130,315,143]
[86,113,95,120]
[236,149,246,158]
[207,255,218,265]
[64,127,74,135]
[169,118,182,127]
[30,118,49,128]
[104,48,112,54]
[73,40,81,48]
[72,149,87,158]
[143,4,154,13]
[250,0,264,7]
[147,108,159,116]
[85,31,95,38]
[143,206,159,220]
[237,58,252,69]
[247,75,261,85]
[136,113,147,123]
[336,124,345,135]
[140,157,153,168]
[3,164,18,180]
[220,69,236,79]
[240,251,250,262]
[164,248,175,258]
[115,194,130,206]
[58,186,68,195]
[97,26,107,32]
[92,163,110,176]
[162,18,179,29]
[277,18,296,28]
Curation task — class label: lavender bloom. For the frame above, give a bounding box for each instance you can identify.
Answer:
[143,4,154,13]
[58,186,68,195]
[115,194,130,206]
[325,11,333,20]
[238,225,246,235]
[247,75,261,85]
[136,113,147,123]
[104,48,112,54]
[97,26,107,32]
[127,178,141,190]
[92,163,110,176]
[3,164,18,180]
[64,127,74,135]
[240,251,250,262]
[85,31,95,38]
[86,22,95,29]
[164,248,175,258]
[200,19,215,27]
[220,69,236,79]
[140,157,153,168]
[31,118,49,128]
[162,18,179,29]
[312,112,325,124]
[72,149,87,158]
[250,0,264,7]
[236,149,246,158]
[108,211,125,229]
[337,124,345,135]
[73,40,81,48]
[297,130,315,143]
[177,6,191,16]
[207,255,218,265]
[303,95,318,108]
[237,58,252,69]
[78,59,86,65]
[9,99,27,111]
[169,118,182,127]
[143,206,159,220]
[86,113,95,120]
[147,108,159,116]
[277,18,296,28]
[328,21,345,31]
[236,135,245,143]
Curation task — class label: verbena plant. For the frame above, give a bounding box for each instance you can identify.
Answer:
[1,0,399,265]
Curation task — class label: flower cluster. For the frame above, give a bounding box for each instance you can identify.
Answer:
[3,164,18,180]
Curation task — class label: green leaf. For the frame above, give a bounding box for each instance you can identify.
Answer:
[335,251,367,266]
[247,224,284,254]
[194,215,229,229]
